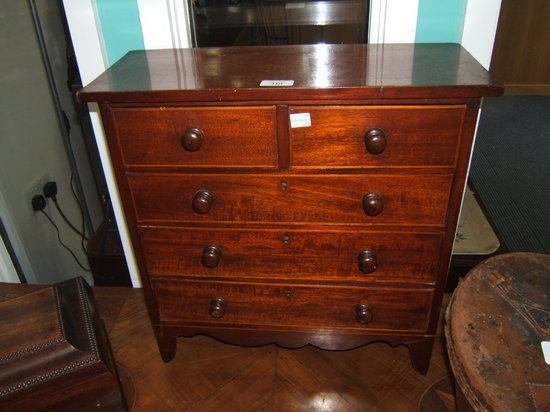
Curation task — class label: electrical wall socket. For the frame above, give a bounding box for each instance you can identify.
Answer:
[24,173,50,211]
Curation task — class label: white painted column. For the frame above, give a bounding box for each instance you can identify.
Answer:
[87,104,142,287]
[461,0,502,70]
[62,0,107,83]
[0,187,36,283]
[369,0,420,44]
[137,0,196,90]
[63,0,142,287]
[0,236,19,283]
[137,0,192,49]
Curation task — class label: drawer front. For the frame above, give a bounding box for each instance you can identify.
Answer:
[111,106,278,167]
[140,227,442,284]
[151,278,433,332]
[289,105,464,167]
[129,173,452,226]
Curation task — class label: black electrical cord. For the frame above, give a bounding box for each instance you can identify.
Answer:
[70,171,89,255]
[45,173,90,259]
[40,210,91,272]
[51,196,90,241]
[28,0,95,236]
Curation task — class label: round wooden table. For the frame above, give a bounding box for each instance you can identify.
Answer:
[446,253,550,411]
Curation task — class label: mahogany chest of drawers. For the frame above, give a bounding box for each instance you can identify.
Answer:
[79,43,502,374]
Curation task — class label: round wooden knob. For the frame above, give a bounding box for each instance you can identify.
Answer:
[192,190,214,214]
[358,249,377,274]
[364,128,386,155]
[362,192,383,216]
[355,304,373,324]
[181,127,204,151]
[202,245,222,268]
[209,298,226,319]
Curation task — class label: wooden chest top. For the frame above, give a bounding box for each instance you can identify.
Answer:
[78,43,501,103]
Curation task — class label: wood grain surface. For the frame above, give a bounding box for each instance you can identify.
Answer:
[107,286,452,411]
[0,283,460,411]
[446,253,550,411]
[77,44,502,103]
[111,106,278,168]
[129,173,452,226]
[490,0,550,90]
[139,226,442,285]
[289,105,465,167]
[151,278,433,333]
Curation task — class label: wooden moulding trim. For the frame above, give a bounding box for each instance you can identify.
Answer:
[78,85,504,104]
[145,274,437,288]
[106,98,481,107]
[158,323,436,351]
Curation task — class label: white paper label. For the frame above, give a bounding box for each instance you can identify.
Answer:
[542,341,550,365]
[289,113,311,128]
[260,80,294,87]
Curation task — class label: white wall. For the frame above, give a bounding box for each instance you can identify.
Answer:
[368,0,502,70]
[137,0,192,50]
[369,0,419,43]
[461,0,502,70]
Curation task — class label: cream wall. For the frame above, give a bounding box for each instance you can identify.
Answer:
[0,1,100,284]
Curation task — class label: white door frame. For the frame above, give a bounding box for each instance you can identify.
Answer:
[369,0,502,69]
[0,188,34,283]
[0,235,20,283]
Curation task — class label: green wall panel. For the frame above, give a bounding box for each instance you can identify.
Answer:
[415,0,468,43]
[96,0,145,66]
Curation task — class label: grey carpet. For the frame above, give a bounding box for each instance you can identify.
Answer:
[469,96,550,253]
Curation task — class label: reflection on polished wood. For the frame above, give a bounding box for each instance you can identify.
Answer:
[198,0,366,28]
[0,283,453,411]
[78,44,502,103]
[193,0,367,46]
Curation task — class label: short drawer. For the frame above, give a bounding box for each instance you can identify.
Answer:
[111,106,278,168]
[129,173,452,226]
[289,105,465,167]
[151,278,434,333]
[140,227,443,284]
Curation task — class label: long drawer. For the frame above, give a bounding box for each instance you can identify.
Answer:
[140,227,443,284]
[111,106,278,168]
[129,173,452,226]
[289,105,465,167]
[151,278,434,333]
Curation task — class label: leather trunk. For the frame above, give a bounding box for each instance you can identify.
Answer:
[0,277,126,411]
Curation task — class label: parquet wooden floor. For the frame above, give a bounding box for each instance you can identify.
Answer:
[94,288,454,412]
